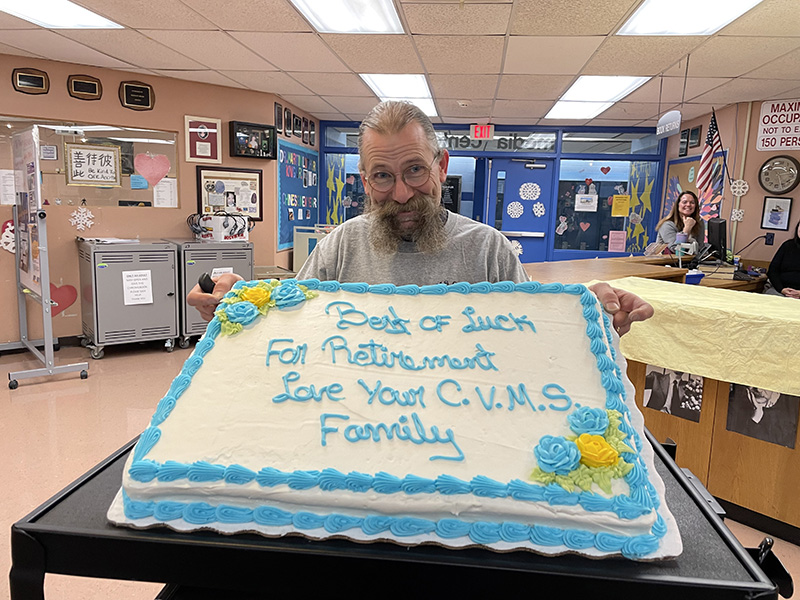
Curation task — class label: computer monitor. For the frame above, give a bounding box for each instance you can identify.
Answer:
[707,217,728,263]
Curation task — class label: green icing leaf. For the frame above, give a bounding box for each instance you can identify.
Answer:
[592,468,613,495]
[220,321,243,336]
[554,474,575,492]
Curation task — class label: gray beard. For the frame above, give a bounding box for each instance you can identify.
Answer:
[365,193,447,254]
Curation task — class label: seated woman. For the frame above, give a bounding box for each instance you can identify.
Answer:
[766,219,800,298]
[655,191,705,251]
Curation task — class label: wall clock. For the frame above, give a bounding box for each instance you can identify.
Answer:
[758,155,800,194]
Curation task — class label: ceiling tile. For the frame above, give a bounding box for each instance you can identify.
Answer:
[415,35,505,74]
[492,99,554,119]
[664,103,716,121]
[597,102,661,120]
[510,0,639,36]
[1,30,134,69]
[691,78,800,104]
[504,37,603,75]
[588,118,651,127]
[719,0,800,37]
[622,76,732,104]
[324,96,382,116]
[220,70,311,95]
[321,34,422,73]
[230,33,348,73]
[278,95,338,114]
[496,75,573,100]
[145,31,275,71]
[743,47,800,80]
[290,72,373,96]
[771,85,800,100]
[61,30,205,69]
[403,3,511,35]
[582,36,706,76]
[153,70,243,88]
[70,0,217,29]
[437,99,494,119]
[0,11,39,28]
[687,36,800,78]
[429,74,499,100]
[181,0,311,31]
[0,42,41,58]
[540,119,590,126]
[309,112,349,122]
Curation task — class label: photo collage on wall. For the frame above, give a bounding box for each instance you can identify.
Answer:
[277,139,319,251]
[726,384,799,448]
[274,103,315,147]
[643,365,704,423]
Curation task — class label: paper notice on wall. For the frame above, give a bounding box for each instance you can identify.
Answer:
[122,270,153,305]
[153,177,177,208]
[574,194,598,212]
[210,266,234,278]
[608,230,627,253]
[756,98,800,151]
[0,169,15,205]
[611,195,630,217]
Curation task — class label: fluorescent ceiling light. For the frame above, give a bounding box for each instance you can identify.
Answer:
[618,0,765,35]
[544,101,614,120]
[561,76,651,103]
[289,0,403,34]
[0,0,122,28]
[360,74,438,117]
[109,137,175,145]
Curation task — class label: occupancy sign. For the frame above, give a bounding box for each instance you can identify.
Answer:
[757,98,800,151]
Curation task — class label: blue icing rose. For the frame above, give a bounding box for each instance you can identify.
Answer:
[273,282,307,309]
[533,435,581,475]
[568,406,609,436]
[225,300,259,325]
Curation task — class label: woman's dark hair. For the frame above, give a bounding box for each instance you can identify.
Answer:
[656,191,702,238]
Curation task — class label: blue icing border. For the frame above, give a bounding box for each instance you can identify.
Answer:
[126,279,666,556]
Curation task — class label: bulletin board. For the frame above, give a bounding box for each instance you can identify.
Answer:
[663,150,727,222]
[277,139,318,251]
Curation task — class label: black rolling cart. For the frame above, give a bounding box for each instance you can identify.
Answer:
[9,432,782,600]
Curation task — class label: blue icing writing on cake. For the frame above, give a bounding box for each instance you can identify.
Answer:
[109,279,681,560]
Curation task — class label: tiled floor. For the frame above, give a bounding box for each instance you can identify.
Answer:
[2,342,798,599]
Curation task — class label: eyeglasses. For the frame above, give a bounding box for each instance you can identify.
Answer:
[363,155,440,193]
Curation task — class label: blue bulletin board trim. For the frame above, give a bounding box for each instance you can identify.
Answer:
[277,139,319,251]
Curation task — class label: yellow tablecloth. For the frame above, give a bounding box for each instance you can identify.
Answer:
[606,277,799,396]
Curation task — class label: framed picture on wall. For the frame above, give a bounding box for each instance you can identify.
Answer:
[229,121,276,159]
[284,108,292,138]
[185,116,222,163]
[196,166,262,221]
[274,103,283,134]
[678,129,689,157]
[309,121,316,146]
[302,117,309,144]
[293,115,302,138]
[688,125,702,148]
[761,196,792,230]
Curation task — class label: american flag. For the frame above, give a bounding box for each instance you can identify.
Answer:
[696,112,722,193]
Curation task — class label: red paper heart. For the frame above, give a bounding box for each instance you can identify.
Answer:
[579,222,591,232]
[600,167,611,174]
[50,283,77,317]
[134,153,171,187]
[585,178,593,185]
[2,219,12,233]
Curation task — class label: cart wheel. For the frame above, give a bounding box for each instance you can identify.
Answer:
[178,337,191,349]
[80,337,89,347]
[90,348,105,360]
[80,370,88,380]
[54,342,60,351]
[165,339,175,353]
[9,379,18,390]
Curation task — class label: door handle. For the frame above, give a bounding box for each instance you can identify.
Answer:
[501,231,545,238]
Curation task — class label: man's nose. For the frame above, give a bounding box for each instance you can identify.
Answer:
[390,177,414,204]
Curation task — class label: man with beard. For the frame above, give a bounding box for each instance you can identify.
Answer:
[188,101,652,334]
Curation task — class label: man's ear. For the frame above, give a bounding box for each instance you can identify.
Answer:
[437,150,450,183]
[359,172,369,192]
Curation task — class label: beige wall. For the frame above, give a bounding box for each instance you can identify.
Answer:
[663,101,800,263]
[0,53,318,343]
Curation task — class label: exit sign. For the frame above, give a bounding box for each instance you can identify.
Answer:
[470,124,494,140]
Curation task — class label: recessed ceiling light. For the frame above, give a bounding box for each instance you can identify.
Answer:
[617,0,765,35]
[544,76,650,120]
[289,0,403,34]
[360,74,438,117]
[0,0,122,28]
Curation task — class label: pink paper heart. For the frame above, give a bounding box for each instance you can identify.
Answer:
[600,167,611,174]
[50,283,77,316]
[579,222,591,232]
[134,153,171,187]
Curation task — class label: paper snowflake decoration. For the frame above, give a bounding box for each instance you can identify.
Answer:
[507,201,524,219]
[1,221,14,253]
[730,179,749,197]
[519,182,541,201]
[69,207,95,231]
[532,202,546,218]
[510,240,523,257]
[730,208,745,222]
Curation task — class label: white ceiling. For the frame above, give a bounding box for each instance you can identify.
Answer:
[2,0,800,126]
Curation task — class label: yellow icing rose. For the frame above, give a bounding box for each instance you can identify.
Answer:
[576,434,619,468]
[239,286,270,309]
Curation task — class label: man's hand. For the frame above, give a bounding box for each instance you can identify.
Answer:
[781,287,800,299]
[588,282,654,336]
[186,272,244,321]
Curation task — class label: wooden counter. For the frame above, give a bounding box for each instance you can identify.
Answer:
[523,258,687,284]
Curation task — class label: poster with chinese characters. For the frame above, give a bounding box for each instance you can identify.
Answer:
[277,139,318,251]
[66,143,121,187]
